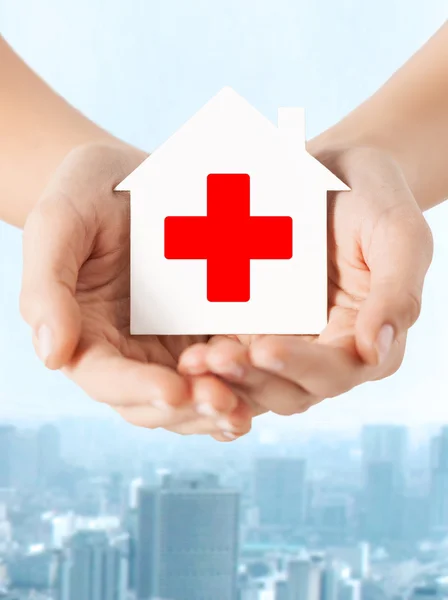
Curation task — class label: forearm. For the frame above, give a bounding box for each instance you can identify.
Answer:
[309,22,448,211]
[0,36,121,228]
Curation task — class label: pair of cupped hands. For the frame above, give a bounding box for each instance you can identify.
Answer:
[20,141,433,441]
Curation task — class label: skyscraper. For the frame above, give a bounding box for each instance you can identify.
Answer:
[361,425,408,482]
[254,458,306,534]
[13,429,39,490]
[364,461,398,541]
[275,579,289,600]
[0,426,16,488]
[429,426,448,536]
[287,556,322,600]
[339,579,362,600]
[136,472,239,600]
[54,530,128,600]
[361,425,408,542]
[37,424,61,486]
[320,561,341,600]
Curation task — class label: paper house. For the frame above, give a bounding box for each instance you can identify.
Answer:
[115,87,349,335]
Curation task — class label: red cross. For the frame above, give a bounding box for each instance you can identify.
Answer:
[164,174,293,302]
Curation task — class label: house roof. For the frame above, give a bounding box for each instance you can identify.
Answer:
[115,87,349,193]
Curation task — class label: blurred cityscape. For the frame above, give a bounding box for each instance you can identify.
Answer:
[0,418,446,600]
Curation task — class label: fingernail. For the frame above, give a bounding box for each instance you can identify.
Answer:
[376,324,395,364]
[37,324,53,364]
[217,419,236,433]
[196,403,219,418]
[222,431,238,440]
[152,398,172,412]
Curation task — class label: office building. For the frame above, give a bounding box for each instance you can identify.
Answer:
[8,547,53,590]
[54,530,128,600]
[339,579,362,600]
[430,427,448,536]
[13,429,39,490]
[275,579,289,600]
[37,423,61,485]
[255,458,306,534]
[287,556,322,600]
[361,425,408,542]
[320,561,341,600]
[362,425,408,480]
[0,426,16,488]
[136,472,239,600]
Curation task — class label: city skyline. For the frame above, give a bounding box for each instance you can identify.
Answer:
[0,419,445,599]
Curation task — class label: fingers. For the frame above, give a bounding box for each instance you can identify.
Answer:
[21,197,91,369]
[109,375,251,438]
[65,341,190,409]
[180,338,314,416]
[169,398,253,440]
[190,373,239,418]
[209,400,253,442]
[356,202,433,366]
[249,335,372,399]
[65,339,250,436]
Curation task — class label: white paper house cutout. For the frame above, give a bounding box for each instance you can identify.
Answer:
[115,87,349,335]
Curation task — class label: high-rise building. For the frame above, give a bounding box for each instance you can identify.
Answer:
[275,579,289,600]
[0,425,60,491]
[14,429,39,490]
[320,561,341,600]
[54,530,128,600]
[327,543,370,580]
[313,491,353,543]
[361,425,408,542]
[0,427,16,488]
[8,547,53,590]
[429,427,448,536]
[126,479,141,593]
[254,458,306,534]
[136,472,239,600]
[364,461,399,541]
[362,425,408,480]
[129,478,144,511]
[238,580,260,600]
[287,556,322,600]
[339,579,362,600]
[37,424,61,486]
[354,542,370,579]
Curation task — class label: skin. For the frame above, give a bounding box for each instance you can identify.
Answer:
[179,147,433,416]
[20,143,255,441]
[1,23,447,439]
[181,23,448,417]
[1,35,250,440]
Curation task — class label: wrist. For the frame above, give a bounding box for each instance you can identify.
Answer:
[308,122,439,212]
[20,138,146,229]
[307,125,428,210]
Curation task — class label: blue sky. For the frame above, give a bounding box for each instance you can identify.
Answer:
[0,1,447,426]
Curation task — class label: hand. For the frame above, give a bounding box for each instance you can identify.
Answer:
[179,146,434,415]
[19,142,253,440]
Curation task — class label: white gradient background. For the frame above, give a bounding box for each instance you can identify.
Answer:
[0,1,446,427]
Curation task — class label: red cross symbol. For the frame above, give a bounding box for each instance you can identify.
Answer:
[164,174,293,302]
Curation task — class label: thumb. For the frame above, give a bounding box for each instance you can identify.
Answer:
[355,206,433,366]
[20,198,90,369]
